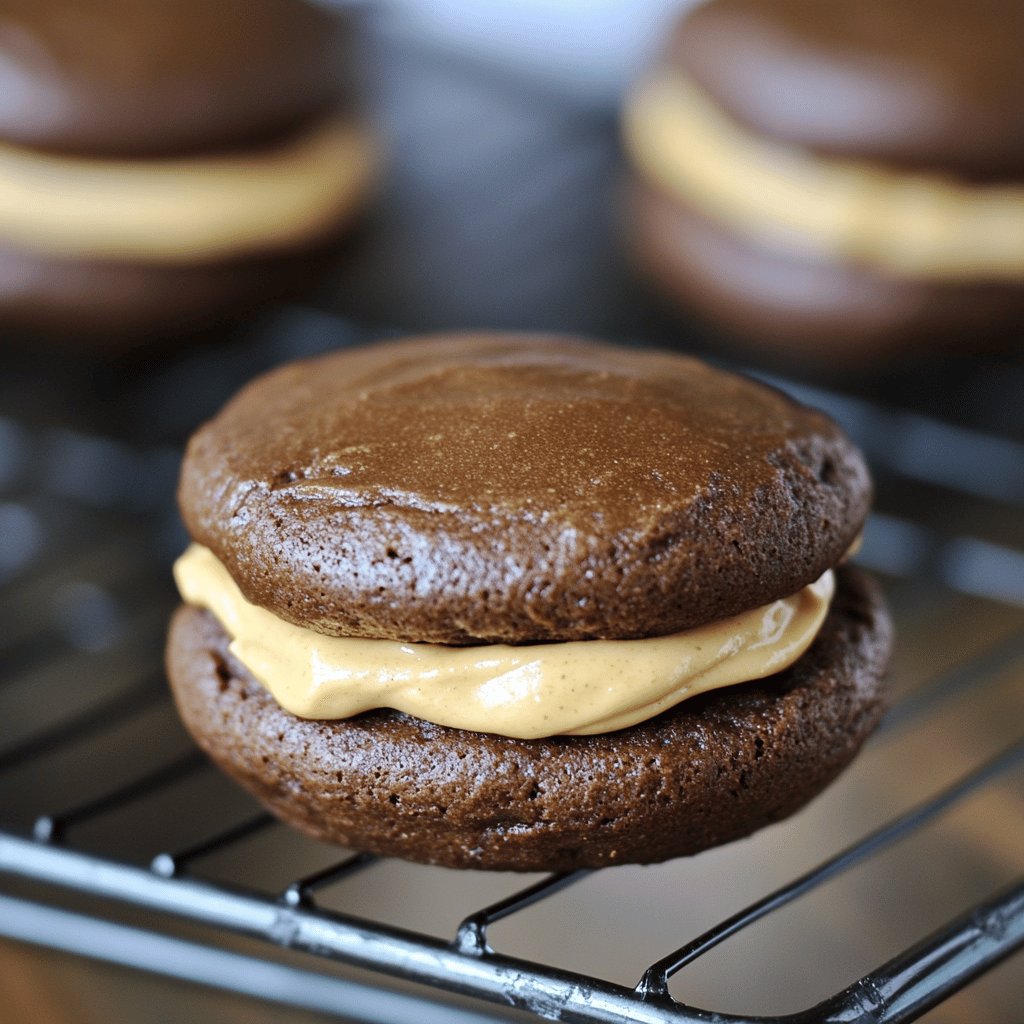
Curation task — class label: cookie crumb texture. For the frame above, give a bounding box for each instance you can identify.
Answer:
[179,334,870,644]
[167,569,890,871]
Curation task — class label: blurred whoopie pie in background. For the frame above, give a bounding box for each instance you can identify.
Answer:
[0,0,375,349]
[623,0,1024,364]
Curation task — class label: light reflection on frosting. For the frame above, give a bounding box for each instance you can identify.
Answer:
[174,543,835,739]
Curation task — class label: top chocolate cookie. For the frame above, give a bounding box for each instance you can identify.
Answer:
[179,335,869,644]
[673,0,1024,179]
[0,0,348,156]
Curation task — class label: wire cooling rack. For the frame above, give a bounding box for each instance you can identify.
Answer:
[0,309,1022,1024]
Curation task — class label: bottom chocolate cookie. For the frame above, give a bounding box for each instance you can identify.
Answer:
[628,180,1024,365]
[166,568,891,872]
[0,239,345,349]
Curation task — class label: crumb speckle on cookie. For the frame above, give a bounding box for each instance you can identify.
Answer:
[167,569,891,871]
[179,334,870,643]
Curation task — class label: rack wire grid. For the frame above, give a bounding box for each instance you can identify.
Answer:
[0,308,1022,1024]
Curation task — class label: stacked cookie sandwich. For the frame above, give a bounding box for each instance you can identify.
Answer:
[168,335,891,870]
[0,0,374,344]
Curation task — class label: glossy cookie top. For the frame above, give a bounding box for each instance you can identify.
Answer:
[0,0,350,157]
[178,334,871,644]
[670,0,1024,180]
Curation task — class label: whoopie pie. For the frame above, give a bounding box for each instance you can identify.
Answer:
[167,334,891,870]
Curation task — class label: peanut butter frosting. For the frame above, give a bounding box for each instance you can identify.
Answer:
[175,543,835,738]
[166,568,892,869]
[625,74,1024,279]
[0,116,374,263]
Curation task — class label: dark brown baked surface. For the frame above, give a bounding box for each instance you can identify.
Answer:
[166,568,891,871]
[178,334,870,644]
[671,0,1024,180]
[628,180,1024,362]
[0,0,349,157]
[0,240,344,346]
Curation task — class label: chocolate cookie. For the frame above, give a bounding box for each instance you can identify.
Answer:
[179,334,869,644]
[0,0,373,345]
[167,334,890,870]
[629,180,1024,361]
[623,0,1024,361]
[0,239,344,342]
[167,568,890,871]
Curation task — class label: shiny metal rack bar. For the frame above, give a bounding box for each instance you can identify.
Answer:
[0,312,1021,1022]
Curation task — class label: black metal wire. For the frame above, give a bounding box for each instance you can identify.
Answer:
[878,630,1024,736]
[282,852,379,908]
[455,871,590,955]
[0,893,511,1024]
[0,673,167,773]
[0,315,1021,1022]
[1,826,1021,1024]
[797,880,1024,1024]
[32,750,207,844]
[150,813,276,878]
[635,740,1024,1001]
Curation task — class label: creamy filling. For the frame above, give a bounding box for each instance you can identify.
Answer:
[174,544,835,739]
[624,73,1024,280]
[0,116,375,263]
